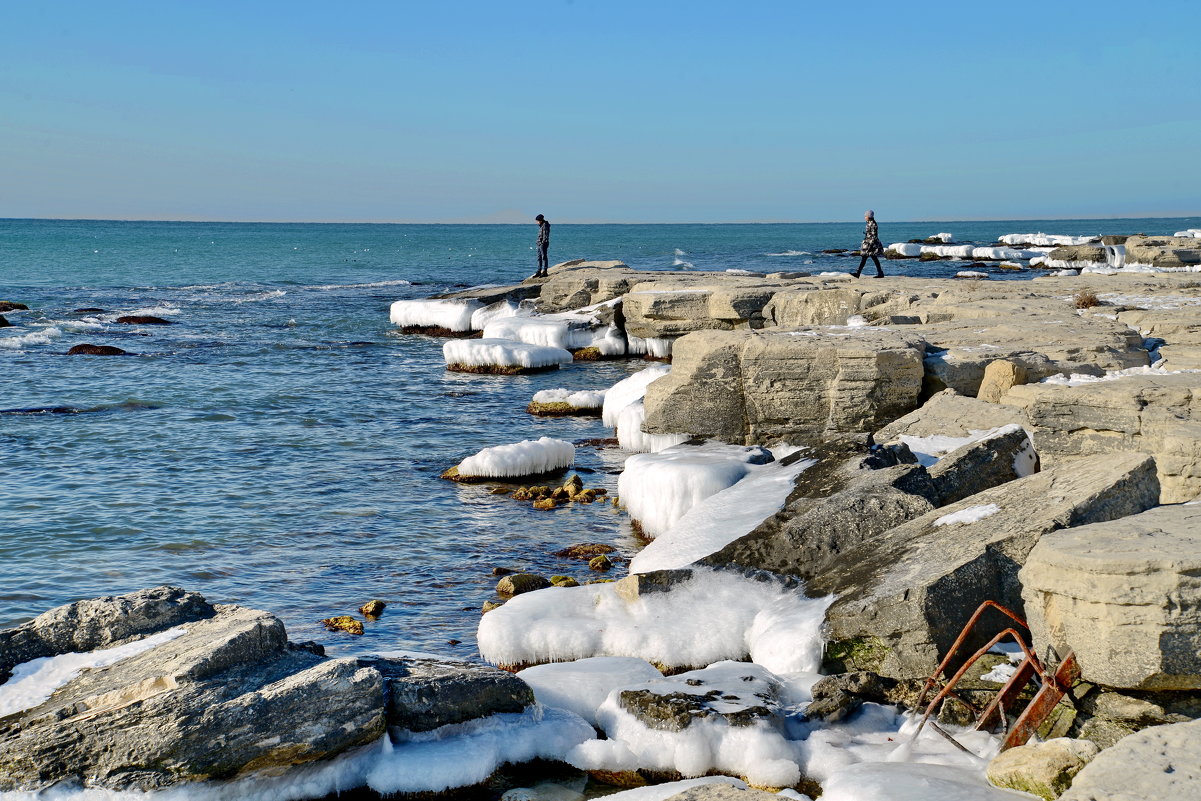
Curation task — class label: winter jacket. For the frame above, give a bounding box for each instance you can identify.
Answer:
[861,219,882,256]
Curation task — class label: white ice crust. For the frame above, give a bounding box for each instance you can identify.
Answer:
[630,456,816,574]
[0,627,188,718]
[626,336,675,359]
[615,402,690,453]
[999,233,1098,247]
[531,388,607,410]
[390,299,481,332]
[477,566,832,675]
[517,657,663,727]
[886,243,922,257]
[899,424,1035,470]
[602,364,672,427]
[618,445,770,538]
[933,503,1001,527]
[443,339,573,370]
[456,437,575,479]
[1041,364,1201,386]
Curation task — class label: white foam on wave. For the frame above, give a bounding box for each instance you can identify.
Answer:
[309,279,413,290]
[765,250,811,257]
[0,326,64,350]
[231,289,286,303]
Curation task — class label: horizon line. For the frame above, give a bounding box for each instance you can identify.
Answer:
[2,213,1199,226]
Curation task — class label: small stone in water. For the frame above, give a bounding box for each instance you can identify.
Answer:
[320,616,364,635]
[358,599,386,617]
[492,566,516,576]
[589,554,613,571]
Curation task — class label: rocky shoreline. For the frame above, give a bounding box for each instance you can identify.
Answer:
[6,238,1201,800]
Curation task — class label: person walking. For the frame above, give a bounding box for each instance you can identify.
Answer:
[854,210,885,278]
[533,214,551,278]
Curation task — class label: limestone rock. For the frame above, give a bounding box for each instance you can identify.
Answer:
[1021,504,1201,690]
[1124,235,1201,270]
[623,281,784,337]
[876,388,1030,443]
[812,453,1160,679]
[1060,718,1201,801]
[434,281,541,307]
[642,327,927,445]
[804,671,892,723]
[1002,372,1201,503]
[1046,245,1107,264]
[497,573,552,595]
[613,569,696,602]
[978,359,1029,402]
[927,424,1038,506]
[986,738,1100,800]
[0,585,215,683]
[536,263,641,312]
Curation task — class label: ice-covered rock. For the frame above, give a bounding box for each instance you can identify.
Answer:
[484,311,626,356]
[922,244,975,259]
[642,328,927,445]
[449,437,575,481]
[822,762,1030,801]
[391,298,482,333]
[618,444,774,537]
[528,388,607,416]
[568,661,801,788]
[1021,503,1201,690]
[517,657,663,727]
[1000,233,1098,247]
[814,453,1160,679]
[627,334,677,359]
[886,242,922,257]
[602,364,672,427]
[476,566,830,673]
[443,338,573,373]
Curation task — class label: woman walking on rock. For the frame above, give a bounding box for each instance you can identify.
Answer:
[532,214,551,278]
[855,210,885,278]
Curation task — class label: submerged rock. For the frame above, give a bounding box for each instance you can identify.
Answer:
[497,573,552,596]
[320,615,364,635]
[555,543,617,559]
[67,343,129,355]
[358,599,386,617]
[115,315,172,325]
[0,301,29,312]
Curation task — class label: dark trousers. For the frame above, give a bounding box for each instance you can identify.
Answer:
[855,254,883,277]
[536,244,549,273]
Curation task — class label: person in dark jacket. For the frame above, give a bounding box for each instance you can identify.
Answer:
[854,210,884,278]
[533,214,551,277]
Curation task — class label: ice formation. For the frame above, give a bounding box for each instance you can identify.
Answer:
[390,299,481,332]
[931,233,953,243]
[615,402,690,453]
[921,244,975,259]
[955,271,989,279]
[443,339,573,371]
[626,335,675,359]
[517,657,663,726]
[1041,364,1201,387]
[530,388,606,410]
[618,444,773,537]
[999,233,1097,247]
[0,627,188,717]
[477,566,831,674]
[568,662,803,788]
[886,243,922,257]
[601,364,672,427]
[595,778,751,801]
[629,456,816,573]
[470,300,521,330]
[483,316,625,355]
[1174,229,1201,238]
[455,437,575,479]
[934,503,1001,527]
[819,762,1023,801]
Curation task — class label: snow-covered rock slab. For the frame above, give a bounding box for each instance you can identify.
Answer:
[484,314,626,356]
[477,566,830,673]
[618,444,774,537]
[1000,233,1098,247]
[391,298,482,334]
[528,388,607,416]
[445,437,575,481]
[603,364,672,427]
[443,338,573,373]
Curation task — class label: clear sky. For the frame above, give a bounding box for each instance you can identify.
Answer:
[1,1,1197,223]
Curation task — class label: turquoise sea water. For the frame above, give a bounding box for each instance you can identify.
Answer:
[2,217,1197,658]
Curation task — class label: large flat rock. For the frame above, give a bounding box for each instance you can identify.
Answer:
[810,453,1160,679]
[1002,372,1201,503]
[643,327,927,444]
[1060,717,1201,801]
[1021,504,1201,690]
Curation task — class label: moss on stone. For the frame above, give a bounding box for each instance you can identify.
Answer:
[822,636,889,673]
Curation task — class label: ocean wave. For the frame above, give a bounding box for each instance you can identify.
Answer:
[231,289,287,303]
[0,326,63,350]
[123,305,182,317]
[765,250,811,257]
[307,279,414,290]
[674,248,687,256]
[672,257,695,269]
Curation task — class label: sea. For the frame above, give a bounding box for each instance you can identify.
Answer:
[3,216,1197,658]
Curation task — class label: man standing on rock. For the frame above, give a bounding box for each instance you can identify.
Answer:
[854,210,885,278]
[533,214,551,278]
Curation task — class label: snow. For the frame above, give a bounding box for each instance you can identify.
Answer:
[477,566,832,675]
[630,456,816,573]
[999,233,1097,247]
[0,627,188,717]
[443,338,573,370]
[390,298,481,332]
[898,424,1034,469]
[618,444,773,538]
[615,402,690,453]
[932,233,953,243]
[1040,258,1106,271]
[483,316,626,356]
[921,245,975,259]
[934,504,1001,527]
[531,388,606,410]
[627,335,675,359]
[593,778,751,801]
[1051,269,1079,277]
[887,243,923,257]
[970,247,1041,261]
[1174,229,1201,238]
[602,364,672,427]
[845,315,868,327]
[955,271,988,279]
[568,662,801,788]
[517,657,663,727]
[1041,364,1201,386]
[456,437,575,479]
[980,662,1019,684]
[819,762,1026,801]
[470,300,521,330]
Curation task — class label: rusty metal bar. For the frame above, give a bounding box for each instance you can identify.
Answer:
[1001,652,1079,750]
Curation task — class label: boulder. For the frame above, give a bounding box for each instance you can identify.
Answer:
[115,315,172,325]
[986,738,1100,800]
[1046,245,1107,264]
[623,280,783,337]
[804,671,893,723]
[1124,235,1201,270]
[615,662,783,732]
[0,301,28,312]
[977,359,1029,402]
[497,573,552,595]
[926,424,1038,506]
[0,585,214,683]
[0,315,9,328]
[66,344,129,355]
[812,453,1160,679]
[536,263,642,312]
[642,327,927,445]
[1020,504,1201,690]
[1001,372,1201,503]
[434,281,541,307]
[1060,718,1201,801]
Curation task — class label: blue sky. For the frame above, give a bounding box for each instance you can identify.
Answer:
[1,1,1197,222]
